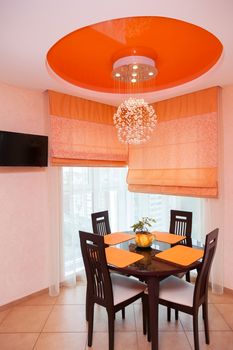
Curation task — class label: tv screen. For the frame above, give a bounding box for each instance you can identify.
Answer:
[0,130,48,167]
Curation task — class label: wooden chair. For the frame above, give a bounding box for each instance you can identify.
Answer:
[169,209,193,247]
[147,228,219,350]
[168,210,193,320]
[79,230,147,350]
[90,210,126,320]
[91,210,111,235]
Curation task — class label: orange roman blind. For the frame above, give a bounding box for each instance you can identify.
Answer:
[127,87,220,198]
[48,90,128,166]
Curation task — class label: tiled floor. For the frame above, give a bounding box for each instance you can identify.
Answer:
[0,274,233,350]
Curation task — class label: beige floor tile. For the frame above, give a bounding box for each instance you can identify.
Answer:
[86,331,138,350]
[0,309,12,324]
[0,306,53,333]
[0,333,39,350]
[215,304,233,329]
[137,331,192,350]
[209,291,233,304]
[56,285,86,305]
[158,331,192,350]
[43,305,87,332]
[19,292,57,306]
[88,305,108,332]
[186,330,233,350]
[34,332,87,350]
[2,278,233,350]
[133,303,145,332]
[86,331,109,349]
[158,306,184,331]
[136,332,152,350]
[179,304,230,331]
[134,304,183,332]
[115,305,136,332]
[86,304,136,333]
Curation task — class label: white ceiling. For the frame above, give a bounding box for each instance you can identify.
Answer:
[1,0,233,105]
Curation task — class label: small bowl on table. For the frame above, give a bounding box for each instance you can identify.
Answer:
[135,231,154,248]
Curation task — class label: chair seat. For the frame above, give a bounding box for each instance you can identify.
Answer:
[111,273,146,305]
[159,275,194,307]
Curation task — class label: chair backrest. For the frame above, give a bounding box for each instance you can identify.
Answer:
[91,210,111,235]
[79,230,113,308]
[169,210,193,239]
[194,228,219,307]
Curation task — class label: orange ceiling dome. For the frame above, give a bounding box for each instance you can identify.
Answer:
[47,16,223,94]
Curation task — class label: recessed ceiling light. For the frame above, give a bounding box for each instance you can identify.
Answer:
[115,72,121,77]
[131,78,137,83]
[112,56,157,82]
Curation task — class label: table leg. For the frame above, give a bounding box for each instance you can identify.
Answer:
[148,277,159,350]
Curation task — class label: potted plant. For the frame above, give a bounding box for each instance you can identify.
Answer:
[131,217,156,248]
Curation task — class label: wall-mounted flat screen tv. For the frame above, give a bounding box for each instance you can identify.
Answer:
[0,130,48,167]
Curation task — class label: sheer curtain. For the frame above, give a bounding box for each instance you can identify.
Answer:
[48,166,62,296]
[61,167,130,285]
[61,167,205,286]
[204,199,224,294]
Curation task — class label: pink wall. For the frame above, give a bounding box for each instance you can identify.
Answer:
[1,81,233,305]
[0,82,51,305]
[222,86,233,290]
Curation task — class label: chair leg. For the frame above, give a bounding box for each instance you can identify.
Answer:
[121,308,125,319]
[107,311,115,350]
[86,287,89,321]
[186,271,191,282]
[147,309,151,342]
[175,309,179,320]
[167,307,171,322]
[142,295,147,335]
[87,303,94,347]
[202,302,210,344]
[193,311,200,350]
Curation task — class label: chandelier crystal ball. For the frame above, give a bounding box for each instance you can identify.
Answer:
[113,97,157,144]
[112,54,158,144]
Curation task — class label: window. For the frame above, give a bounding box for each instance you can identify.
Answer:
[62,167,204,278]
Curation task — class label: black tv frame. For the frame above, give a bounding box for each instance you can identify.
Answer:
[0,130,48,167]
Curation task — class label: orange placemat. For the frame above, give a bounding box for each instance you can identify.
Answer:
[154,245,204,266]
[152,231,186,244]
[105,247,143,268]
[104,232,135,245]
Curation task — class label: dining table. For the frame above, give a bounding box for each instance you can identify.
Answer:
[105,232,204,350]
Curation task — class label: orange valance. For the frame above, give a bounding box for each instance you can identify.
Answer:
[48,90,128,166]
[49,87,219,198]
[151,86,218,121]
[48,90,115,124]
[51,157,127,167]
[127,87,220,198]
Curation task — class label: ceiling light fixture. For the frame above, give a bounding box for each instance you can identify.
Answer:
[112,55,158,144]
[112,55,157,83]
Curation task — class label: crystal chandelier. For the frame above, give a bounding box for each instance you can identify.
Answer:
[112,54,158,144]
[113,97,157,144]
